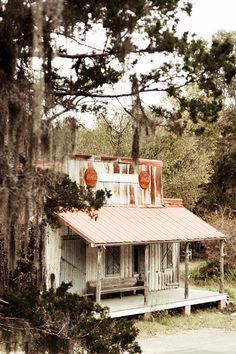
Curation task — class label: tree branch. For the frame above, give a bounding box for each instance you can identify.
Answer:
[54,80,193,99]
[58,46,157,60]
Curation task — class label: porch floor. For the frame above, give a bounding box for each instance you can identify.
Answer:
[101,288,227,318]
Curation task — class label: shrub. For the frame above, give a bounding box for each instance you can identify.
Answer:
[1,283,141,354]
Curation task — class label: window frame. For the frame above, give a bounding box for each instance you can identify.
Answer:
[105,246,121,277]
[161,243,173,270]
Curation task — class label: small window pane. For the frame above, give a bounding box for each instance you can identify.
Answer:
[105,246,120,276]
[161,243,173,269]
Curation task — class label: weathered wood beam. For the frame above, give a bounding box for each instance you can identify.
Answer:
[144,244,149,305]
[96,246,102,305]
[184,242,190,299]
[219,239,225,294]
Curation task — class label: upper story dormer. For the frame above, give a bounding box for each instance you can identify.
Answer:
[63,155,163,206]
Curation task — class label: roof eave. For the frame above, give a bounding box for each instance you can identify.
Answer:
[92,236,226,247]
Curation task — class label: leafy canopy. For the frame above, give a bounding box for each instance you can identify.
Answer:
[1,0,235,132]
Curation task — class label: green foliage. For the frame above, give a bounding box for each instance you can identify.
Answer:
[190,212,236,281]
[140,124,217,209]
[190,262,220,281]
[1,283,141,354]
[2,1,235,130]
[76,115,219,210]
[190,263,236,282]
[225,269,236,281]
[2,285,44,326]
[190,267,201,281]
[43,170,111,226]
[203,211,236,268]
[76,117,133,157]
[203,106,236,210]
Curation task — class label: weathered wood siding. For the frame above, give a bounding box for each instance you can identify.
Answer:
[86,244,133,282]
[121,245,133,278]
[63,155,163,206]
[149,243,179,291]
[45,226,63,289]
[85,242,179,292]
[45,227,87,294]
[46,226,179,294]
[60,237,86,294]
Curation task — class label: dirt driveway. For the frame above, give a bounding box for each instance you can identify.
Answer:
[138,328,236,354]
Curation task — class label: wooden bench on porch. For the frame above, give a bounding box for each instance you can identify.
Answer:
[86,277,146,299]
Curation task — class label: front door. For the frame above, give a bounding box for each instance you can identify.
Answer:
[133,245,145,279]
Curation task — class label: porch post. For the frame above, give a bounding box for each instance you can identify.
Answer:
[219,239,225,294]
[184,242,190,300]
[96,246,102,305]
[144,244,149,305]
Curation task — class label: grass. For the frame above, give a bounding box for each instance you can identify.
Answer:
[136,308,236,338]
[180,260,236,299]
[135,260,236,338]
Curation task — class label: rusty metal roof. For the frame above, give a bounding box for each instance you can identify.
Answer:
[57,206,226,246]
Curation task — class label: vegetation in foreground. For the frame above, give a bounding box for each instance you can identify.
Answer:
[0,283,141,354]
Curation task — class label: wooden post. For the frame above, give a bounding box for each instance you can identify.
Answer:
[144,244,149,305]
[219,239,224,294]
[96,246,102,305]
[184,242,190,299]
[183,305,191,316]
[176,243,180,284]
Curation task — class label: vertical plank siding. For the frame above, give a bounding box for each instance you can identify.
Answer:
[60,237,86,294]
[63,156,163,206]
[149,243,179,291]
[44,226,63,289]
[85,242,179,292]
[121,245,133,278]
[86,246,98,282]
[46,227,179,293]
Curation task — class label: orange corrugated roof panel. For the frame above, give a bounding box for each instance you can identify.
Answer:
[57,206,226,246]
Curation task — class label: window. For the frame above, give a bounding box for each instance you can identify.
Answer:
[105,246,120,276]
[161,243,173,270]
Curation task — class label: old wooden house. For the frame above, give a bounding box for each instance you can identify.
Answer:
[45,155,227,318]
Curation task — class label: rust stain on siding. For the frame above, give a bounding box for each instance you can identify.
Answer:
[114,183,121,198]
[79,165,85,185]
[70,154,92,160]
[65,155,164,206]
[129,163,135,174]
[129,184,135,204]
[113,162,120,173]
[139,159,163,167]
[101,156,119,162]
[122,164,128,174]
[150,166,155,204]
[155,165,163,202]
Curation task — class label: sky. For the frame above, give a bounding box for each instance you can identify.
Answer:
[180,0,236,40]
[61,0,236,127]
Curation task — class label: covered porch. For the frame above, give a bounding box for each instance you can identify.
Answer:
[56,205,227,316]
[102,287,228,318]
